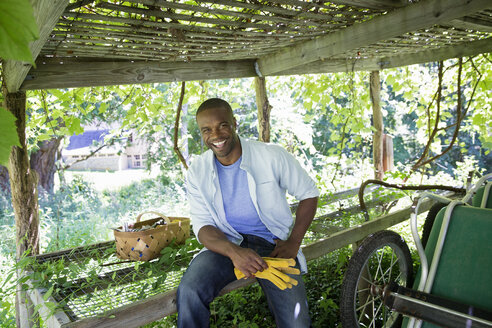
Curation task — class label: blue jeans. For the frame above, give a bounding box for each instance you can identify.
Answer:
[176,234,311,328]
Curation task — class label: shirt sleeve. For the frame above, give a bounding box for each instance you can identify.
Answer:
[186,168,217,243]
[275,146,319,201]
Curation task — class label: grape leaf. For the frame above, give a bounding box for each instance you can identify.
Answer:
[0,0,39,63]
[0,108,21,166]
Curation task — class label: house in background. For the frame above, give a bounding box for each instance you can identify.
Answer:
[62,129,148,171]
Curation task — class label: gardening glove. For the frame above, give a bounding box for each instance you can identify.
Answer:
[263,257,301,276]
[234,257,300,290]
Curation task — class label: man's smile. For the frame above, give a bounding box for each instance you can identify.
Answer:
[212,140,226,149]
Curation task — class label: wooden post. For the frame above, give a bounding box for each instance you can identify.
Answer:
[4,88,40,327]
[254,77,272,143]
[370,71,383,180]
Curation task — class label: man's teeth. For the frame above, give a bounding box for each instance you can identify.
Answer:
[213,140,226,147]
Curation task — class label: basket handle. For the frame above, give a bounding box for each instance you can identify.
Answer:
[136,211,171,224]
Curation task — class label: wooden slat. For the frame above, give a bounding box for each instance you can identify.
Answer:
[3,0,69,92]
[256,0,492,75]
[277,37,492,75]
[328,0,406,10]
[25,36,491,91]
[26,280,71,327]
[125,0,324,27]
[450,16,492,32]
[21,60,256,90]
[303,197,435,261]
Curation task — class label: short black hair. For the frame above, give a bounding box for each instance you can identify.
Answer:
[196,98,233,117]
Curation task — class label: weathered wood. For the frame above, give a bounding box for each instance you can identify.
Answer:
[328,0,406,10]
[23,35,492,91]
[370,71,383,180]
[277,37,492,76]
[450,16,492,32]
[256,0,492,75]
[3,0,69,92]
[97,2,315,33]
[303,197,436,261]
[21,60,256,90]
[26,282,71,328]
[254,77,272,143]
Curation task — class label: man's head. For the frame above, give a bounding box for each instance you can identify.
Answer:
[196,98,241,165]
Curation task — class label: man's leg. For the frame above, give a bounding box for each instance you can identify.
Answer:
[176,250,236,328]
[241,235,311,328]
[258,270,311,328]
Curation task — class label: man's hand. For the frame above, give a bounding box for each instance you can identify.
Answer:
[269,238,301,259]
[230,246,268,278]
[197,225,268,278]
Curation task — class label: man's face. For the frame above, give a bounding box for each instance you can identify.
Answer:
[196,106,241,165]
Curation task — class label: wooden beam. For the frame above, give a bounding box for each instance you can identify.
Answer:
[26,283,71,328]
[370,71,383,180]
[450,16,492,32]
[256,0,492,75]
[3,0,69,92]
[277,37,492,75]
[303,196,436,261]
[328,0,406,10]
[254,77,272,143]
[20,36,492,91]
[21,60,256,90]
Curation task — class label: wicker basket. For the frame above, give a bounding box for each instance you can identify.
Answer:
[114,211,190,261]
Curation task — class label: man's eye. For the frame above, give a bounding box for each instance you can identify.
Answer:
[220,123,229,128]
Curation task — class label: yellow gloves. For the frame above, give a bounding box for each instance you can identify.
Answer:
[234,257,301,290]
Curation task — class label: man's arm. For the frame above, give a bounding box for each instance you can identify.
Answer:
[198,225,268,278]
[269,196,318,258]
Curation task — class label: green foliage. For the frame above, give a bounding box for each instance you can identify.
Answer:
[0,0,38,64]
[0,108,20,166]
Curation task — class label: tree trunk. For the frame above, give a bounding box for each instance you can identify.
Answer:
[254,77,272,143]
[3,88,39,328]
[0,165,10,193]
[370,71,384,180]
[30,137,62,193]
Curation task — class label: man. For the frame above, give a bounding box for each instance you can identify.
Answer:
[177,98,319,327]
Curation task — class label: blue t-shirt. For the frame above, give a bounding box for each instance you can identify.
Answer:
[215,156,276,243]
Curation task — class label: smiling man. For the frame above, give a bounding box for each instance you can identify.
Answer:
[177,98,319,328]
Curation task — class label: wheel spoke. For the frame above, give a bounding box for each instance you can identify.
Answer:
[383,251,397,281]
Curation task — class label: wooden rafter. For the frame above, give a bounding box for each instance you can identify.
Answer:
[3,0,69,93]
[277,37,492,75]
[256,0,492,75]
[22,37,491,90]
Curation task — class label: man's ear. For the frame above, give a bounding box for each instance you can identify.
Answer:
[233,117,237,128]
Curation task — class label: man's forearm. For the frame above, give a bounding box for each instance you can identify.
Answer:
[289,197,318,244]
[198,225,240,258]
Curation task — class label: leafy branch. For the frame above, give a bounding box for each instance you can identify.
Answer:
[408,57,482,179]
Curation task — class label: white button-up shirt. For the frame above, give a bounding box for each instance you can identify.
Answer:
[186,137,319,272]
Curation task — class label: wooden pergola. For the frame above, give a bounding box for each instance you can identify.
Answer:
[1,0,491,327]
[4,0,492,92]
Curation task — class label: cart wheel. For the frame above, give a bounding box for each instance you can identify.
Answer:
[421,202,447,248]
[340,230,413,328]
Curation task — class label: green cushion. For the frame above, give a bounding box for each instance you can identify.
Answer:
[406,205,492,327]
[472,184,492,208]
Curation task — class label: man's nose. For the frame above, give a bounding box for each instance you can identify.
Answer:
[209,127,220,138]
